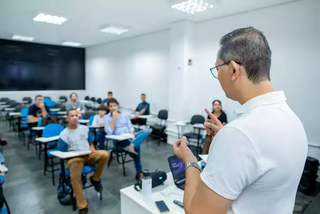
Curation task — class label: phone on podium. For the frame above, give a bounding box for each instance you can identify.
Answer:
[155,200,170,213]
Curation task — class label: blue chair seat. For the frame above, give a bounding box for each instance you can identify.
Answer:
[0,176,4,185]
[47,149,58,158]
[20,124,28,129]
[0,206,8,214]
[47,142,56,146]
[60,165,97,176]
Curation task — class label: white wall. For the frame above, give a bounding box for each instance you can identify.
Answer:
[0,90,86,103]
[192,0,320,156]
[85,0,320,157]
[86,31,170,114]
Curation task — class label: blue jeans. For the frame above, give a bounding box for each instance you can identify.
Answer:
[114,129,149,173]
[97,131,106,150]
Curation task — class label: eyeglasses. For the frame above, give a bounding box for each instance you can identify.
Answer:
[210,61,243,78]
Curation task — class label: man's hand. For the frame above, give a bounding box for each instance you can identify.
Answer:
[131,136,136,141]
[99,122,104,127]
[39,102,45,109]
[173,136,197,164]
[112,111,120,119]
[204,109,223,136]
[90,144,95,153]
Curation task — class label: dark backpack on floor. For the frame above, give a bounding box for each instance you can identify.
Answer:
[42,115,58,126]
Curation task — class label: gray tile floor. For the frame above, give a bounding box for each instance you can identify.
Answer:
[0,121,174,214]
[0,120,319,214]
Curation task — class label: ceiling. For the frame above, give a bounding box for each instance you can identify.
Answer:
[0,0,297,47]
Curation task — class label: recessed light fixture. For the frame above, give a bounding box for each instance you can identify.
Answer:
[62,41,81,47]
[170,0,220,14]
[12,35,34,42]
[101,24,129,35]
[33,13,67,25]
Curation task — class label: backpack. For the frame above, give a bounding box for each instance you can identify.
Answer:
[41,115,58,126]
[57,176,72,206]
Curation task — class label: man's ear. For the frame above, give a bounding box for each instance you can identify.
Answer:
[230,60,241,82]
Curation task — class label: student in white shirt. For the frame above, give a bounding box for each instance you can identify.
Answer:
[93,105,108,150]
[173,27,308,214]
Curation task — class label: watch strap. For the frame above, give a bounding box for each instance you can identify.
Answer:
[185,162,201,172]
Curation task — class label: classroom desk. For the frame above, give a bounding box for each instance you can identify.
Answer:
[57,111,67,115]
[4,108,15,111]
[22,101,29,104]
[9,112,21,116]
[105,134,134,141]
[59,99,66,103]
[120,171,185,214]
[49,108,61,112]
[0,102,5,105]
[79,119,90,124]
[32,127,44,131]
[35,136,60,160]
[130,114,153,119]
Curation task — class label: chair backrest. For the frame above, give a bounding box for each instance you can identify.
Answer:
[20,108,29,122]
[97,98,102,104]
[42,124,64,137]
[158,110,168,120]
[59,96,67,103]
[90,97,96,102]
[11,102,22,108]
[83,111,96,120]
[14,105,24,112]
[44,96,51,100]
[53,103,63,108]
[38,117,43,127]
[22,97,32,104]
[0,98,9,102]
[60,105,66,111]
[44,98,55,107]
[190,115,205,125]
[84,96,90,100]
[89,115,95,126]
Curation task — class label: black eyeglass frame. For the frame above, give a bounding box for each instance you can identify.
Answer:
[210,61,243,78]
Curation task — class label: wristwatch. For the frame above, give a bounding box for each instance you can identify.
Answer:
[185,162,201,172]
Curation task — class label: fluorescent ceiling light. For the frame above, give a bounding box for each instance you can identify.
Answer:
[12,35,34,42]
[62,41,81,47]
[101,24,129,35]
[33,13,67,25]
[170,0,219,14]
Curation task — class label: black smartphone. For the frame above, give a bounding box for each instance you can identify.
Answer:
[155,200,170,213]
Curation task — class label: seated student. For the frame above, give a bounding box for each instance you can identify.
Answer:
[28,95,50,122]
[93,105,108,150]
[202,100,228,154]
[131,93,150,126]
[102,91,113,106]
[104,98,149,180]
[66,93,86,114]
[58,109,109,214]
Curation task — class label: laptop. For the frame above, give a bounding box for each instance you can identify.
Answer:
[168,155,186,190]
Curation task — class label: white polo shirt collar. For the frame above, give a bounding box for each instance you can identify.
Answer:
[234,91,287,116]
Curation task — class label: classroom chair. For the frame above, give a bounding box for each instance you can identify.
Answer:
[59,96,67,103]
[57,139,102,211]
[22,97,32,105]
[17,108,29,146]
[83,111,96,120]
[96,98,102,104]
[183,115,205,154]
[0,176,10,214]
[149,110,168,146]
[42,124,64,186]
[84,96,90,101]
[44,98,55,108]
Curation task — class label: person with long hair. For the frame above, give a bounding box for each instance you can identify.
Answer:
[202,100,227,154]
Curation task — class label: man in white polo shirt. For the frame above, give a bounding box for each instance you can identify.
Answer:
[173,27,308,214]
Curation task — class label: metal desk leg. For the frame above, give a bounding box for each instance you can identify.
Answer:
[196,129,201,158]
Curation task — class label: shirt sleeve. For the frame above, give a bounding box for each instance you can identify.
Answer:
[28,106,35,116]
[66,103,72,111]
[104,115,114,135]
[200,127,261,200]
[135,104,140,112]
[126,114,134,132]
[80,102,85,110]
[220,112,227,124]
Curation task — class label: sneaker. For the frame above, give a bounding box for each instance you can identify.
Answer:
[124,145,139,158]
[90,176,103,192]
[0,164,8,173]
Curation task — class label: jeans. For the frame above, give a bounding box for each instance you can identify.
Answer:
[97,131,106,150]
[114,129,149,173]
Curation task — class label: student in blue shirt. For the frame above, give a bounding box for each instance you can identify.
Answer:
[131,94,150,126]
[104,98,149,180]
[102,91,113,106]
